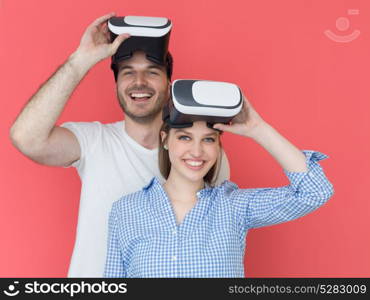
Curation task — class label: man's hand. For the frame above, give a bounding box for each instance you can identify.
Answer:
[72,13,130,69]
[213,93,267,138]
[10,13,131,167]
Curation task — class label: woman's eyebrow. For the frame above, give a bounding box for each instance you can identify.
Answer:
[174,129,217,137]
[204,132,218,137]
[174,129,192,135]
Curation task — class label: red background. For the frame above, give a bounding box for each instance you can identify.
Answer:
[1,0,369,277]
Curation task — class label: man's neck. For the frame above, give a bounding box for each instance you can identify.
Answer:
[124,114,163,150]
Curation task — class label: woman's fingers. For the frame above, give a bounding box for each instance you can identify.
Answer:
[213,123,231,132]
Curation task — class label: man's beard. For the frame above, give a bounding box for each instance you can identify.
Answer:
[117,87,168,124]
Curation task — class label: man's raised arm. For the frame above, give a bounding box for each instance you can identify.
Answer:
[9,13,129,166]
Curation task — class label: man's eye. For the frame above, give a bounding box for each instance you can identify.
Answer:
[149,71,159,75]
[121,74,131,77]
[123,72,133,75]
[204,137,216,143]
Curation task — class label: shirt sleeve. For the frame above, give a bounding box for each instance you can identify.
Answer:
[228,150,334,230]
[103,202,127,278]
[60,121,102,168]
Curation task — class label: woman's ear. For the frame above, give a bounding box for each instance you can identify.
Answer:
[160,131,167,143]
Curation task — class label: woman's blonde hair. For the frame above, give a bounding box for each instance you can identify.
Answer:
[158,122,223,186]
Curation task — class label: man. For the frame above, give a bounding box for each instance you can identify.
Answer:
[9,13,230,277]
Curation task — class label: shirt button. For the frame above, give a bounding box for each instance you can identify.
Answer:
[308,173,315,178]
[172,255,177,261]
[172,230,177,235]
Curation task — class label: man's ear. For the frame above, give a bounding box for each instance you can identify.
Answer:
[167,81,171,97]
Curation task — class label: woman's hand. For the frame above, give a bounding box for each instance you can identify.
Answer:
[214,93,308,172]
[213,94,268,138]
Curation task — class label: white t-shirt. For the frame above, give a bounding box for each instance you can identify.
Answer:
[61,120,230,277]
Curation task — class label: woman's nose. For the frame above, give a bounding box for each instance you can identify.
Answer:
[189,141,203,157]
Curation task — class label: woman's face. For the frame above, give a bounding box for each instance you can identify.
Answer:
[162,121,221,183]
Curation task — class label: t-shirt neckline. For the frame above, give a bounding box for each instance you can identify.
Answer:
[119,120,159,155]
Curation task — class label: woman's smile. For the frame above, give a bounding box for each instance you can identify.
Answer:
[183,159,206,170]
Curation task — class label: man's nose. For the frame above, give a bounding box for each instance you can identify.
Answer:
[133,72,148,86]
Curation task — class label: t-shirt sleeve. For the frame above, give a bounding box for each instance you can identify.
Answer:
[227,150,334,230]
[214,149,230,185]
[60,121,102,169]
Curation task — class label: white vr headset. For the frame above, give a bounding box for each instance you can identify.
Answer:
[108,16,172,68]
[163,80,244,128]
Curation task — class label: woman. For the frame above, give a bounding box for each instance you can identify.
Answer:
[104,85,334,278]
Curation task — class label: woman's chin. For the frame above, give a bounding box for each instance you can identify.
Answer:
[182,169,210,183]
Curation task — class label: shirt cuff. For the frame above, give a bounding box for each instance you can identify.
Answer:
[284,150,331,193]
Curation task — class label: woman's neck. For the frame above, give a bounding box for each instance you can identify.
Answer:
[164,172,204,204]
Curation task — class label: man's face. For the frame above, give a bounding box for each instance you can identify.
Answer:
[116,51,170,124]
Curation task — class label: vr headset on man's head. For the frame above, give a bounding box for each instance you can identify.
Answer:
[108,16,172,78]
[163,80,244,129]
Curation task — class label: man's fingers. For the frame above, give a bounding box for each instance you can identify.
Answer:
[90,12,116,28]
[111,33,130,53]
[102,22,109,33]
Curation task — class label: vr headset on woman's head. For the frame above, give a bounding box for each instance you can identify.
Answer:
[163,80,244,129]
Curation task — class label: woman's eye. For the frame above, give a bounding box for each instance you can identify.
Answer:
[178,135,190,141]
[204,137,216,143]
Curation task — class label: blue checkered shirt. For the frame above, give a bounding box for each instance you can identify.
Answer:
[104,150,334,278]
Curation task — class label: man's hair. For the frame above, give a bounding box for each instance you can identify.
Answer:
[112,51,173,81]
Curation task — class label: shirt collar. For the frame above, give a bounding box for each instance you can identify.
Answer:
[144,177,216,233]
[144,176,215,199]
